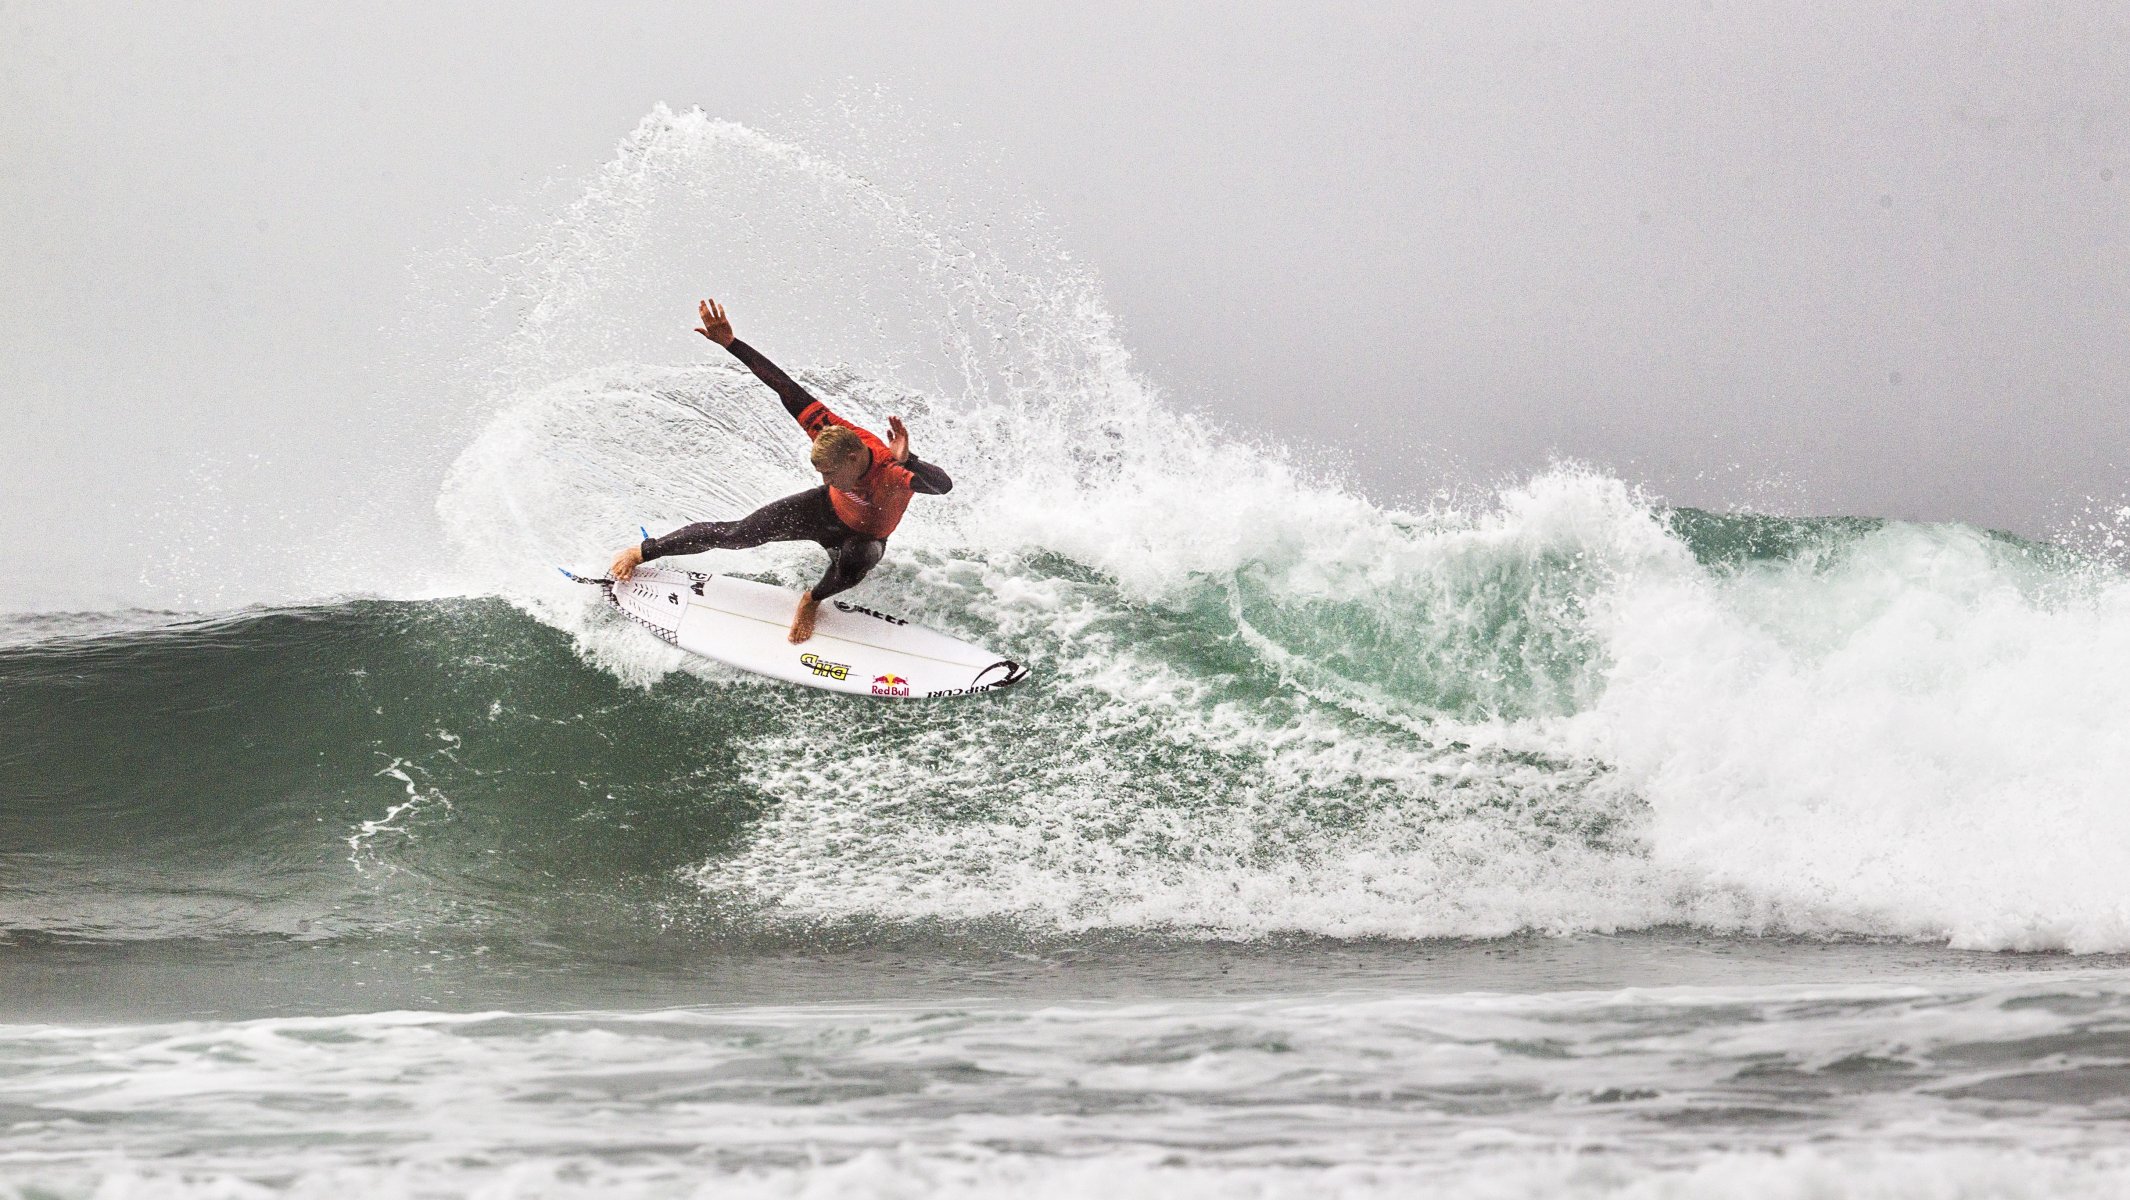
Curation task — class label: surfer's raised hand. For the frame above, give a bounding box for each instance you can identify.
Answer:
[695,299,734,347]
[609,543,644,582]
[886,416,911,464]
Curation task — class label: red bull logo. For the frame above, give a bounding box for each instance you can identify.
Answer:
[871,673,910,697]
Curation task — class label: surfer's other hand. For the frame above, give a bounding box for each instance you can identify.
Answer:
[788,592,820,643]
[695,299,734,346]
[610,544,645,581]
[886,416,910,463]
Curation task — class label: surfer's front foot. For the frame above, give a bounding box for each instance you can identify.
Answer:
[787,594,820,643]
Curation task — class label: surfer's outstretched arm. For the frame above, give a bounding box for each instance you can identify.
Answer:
[694,298,825,423]
[695,298,951,491]
[725,339,820,422]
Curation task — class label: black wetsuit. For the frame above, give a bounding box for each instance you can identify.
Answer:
[638,339,952,602]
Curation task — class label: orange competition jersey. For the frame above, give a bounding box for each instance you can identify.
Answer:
[794,401,916,539]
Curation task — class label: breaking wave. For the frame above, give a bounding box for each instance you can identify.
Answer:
[9,107,2130,954]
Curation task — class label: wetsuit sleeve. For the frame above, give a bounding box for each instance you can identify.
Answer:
[639,523,716,561]
[725,338,841,435]
[903,454,953,495]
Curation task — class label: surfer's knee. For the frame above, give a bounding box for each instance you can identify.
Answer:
[812,538,884,601]
[838,539,885,590]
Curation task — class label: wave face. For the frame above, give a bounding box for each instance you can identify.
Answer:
[10,108,2130,955]
[9,495,2130,953]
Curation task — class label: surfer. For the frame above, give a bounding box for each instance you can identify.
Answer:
[608,299,953,643]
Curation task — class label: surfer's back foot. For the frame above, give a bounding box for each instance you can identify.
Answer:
[788,592,821,643]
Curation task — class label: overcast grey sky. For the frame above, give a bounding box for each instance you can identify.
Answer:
[5,2,2128,610]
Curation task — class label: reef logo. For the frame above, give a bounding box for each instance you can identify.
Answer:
[834,600,908,626]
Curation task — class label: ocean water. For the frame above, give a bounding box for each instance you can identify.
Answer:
[6,107,2130,1197]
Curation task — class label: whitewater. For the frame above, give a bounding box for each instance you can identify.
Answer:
[5,106,2130,1197]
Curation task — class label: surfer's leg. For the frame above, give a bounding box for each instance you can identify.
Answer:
[640,488,842,560]
[810,535,886,602]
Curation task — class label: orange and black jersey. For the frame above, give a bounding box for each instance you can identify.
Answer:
[725,338,951,538]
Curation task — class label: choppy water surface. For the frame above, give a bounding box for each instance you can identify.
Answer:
[5,960,2130,1197]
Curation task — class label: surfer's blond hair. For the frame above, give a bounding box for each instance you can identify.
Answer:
[810,425,867,472]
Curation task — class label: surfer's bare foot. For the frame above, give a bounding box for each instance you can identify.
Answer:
[788,592,820,643]
[609,544,644,581]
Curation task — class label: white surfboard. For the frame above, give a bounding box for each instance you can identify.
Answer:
[565,564,1028,699]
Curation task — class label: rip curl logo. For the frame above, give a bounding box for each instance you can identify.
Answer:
[834,600,908,626]
[923,660,1029,698]
[871,673,910,697]
[800,653,851,681]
